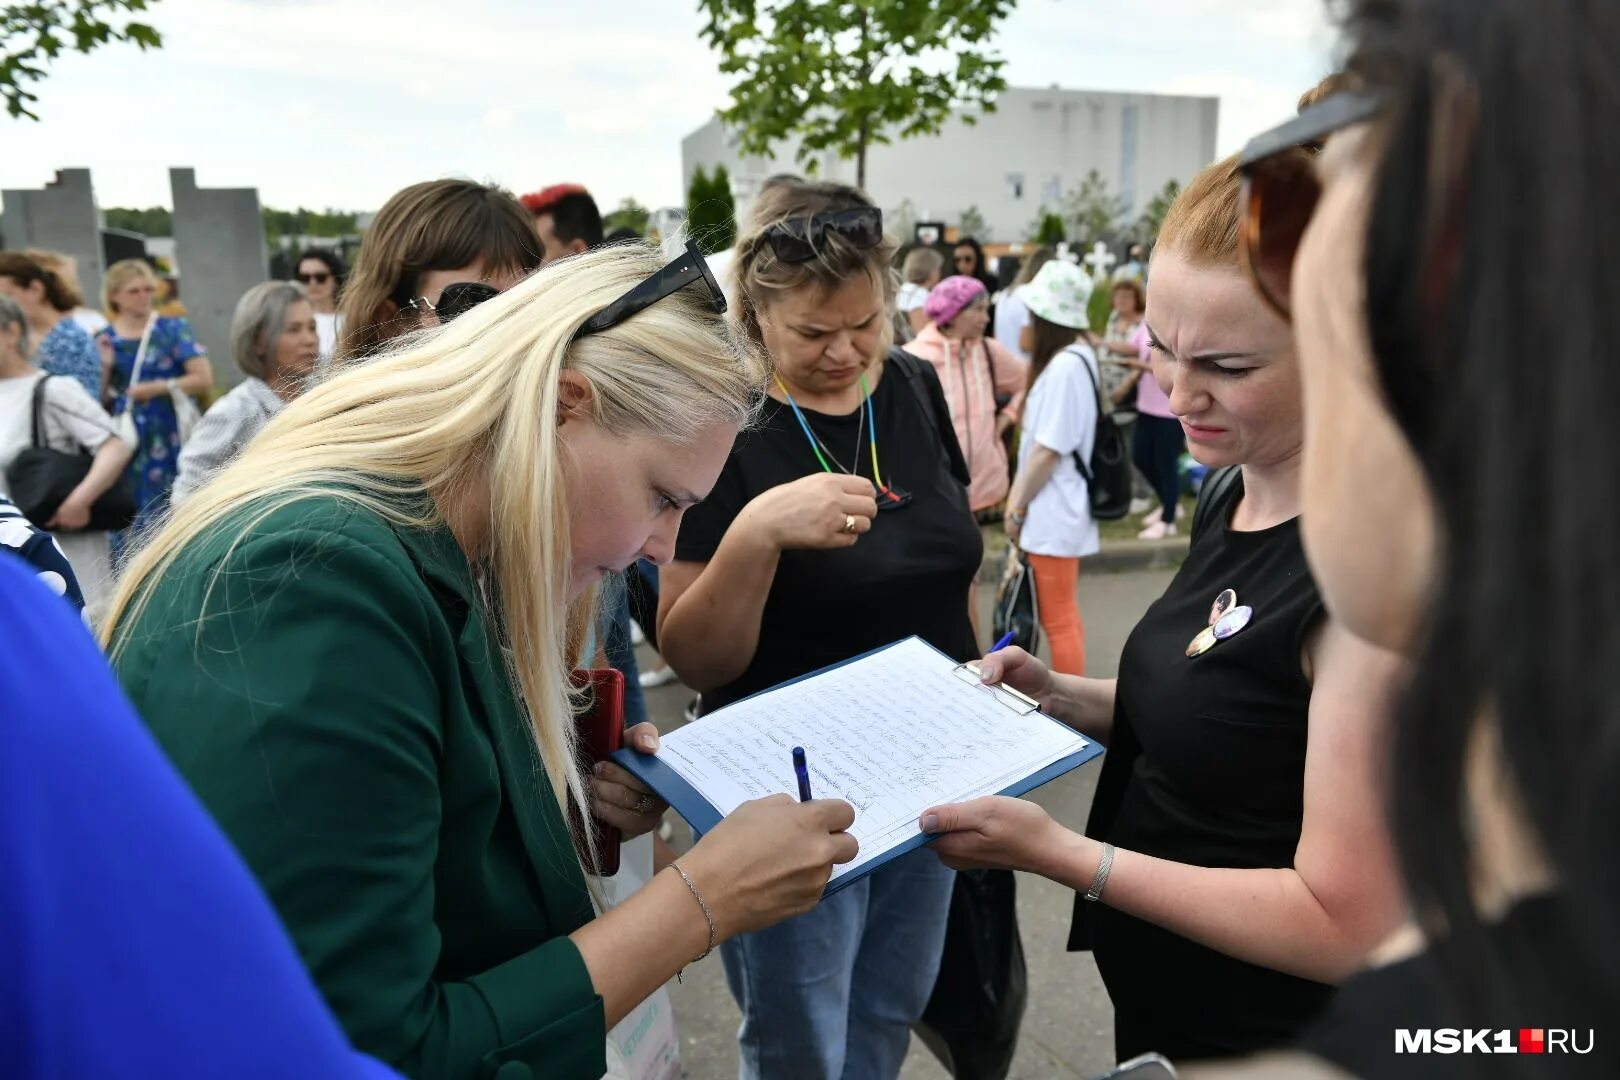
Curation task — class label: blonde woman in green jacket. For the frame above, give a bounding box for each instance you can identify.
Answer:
[102,243,859,1080]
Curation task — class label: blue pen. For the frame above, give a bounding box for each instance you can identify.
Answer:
[990,631,1017,653]
[792,746,813,802]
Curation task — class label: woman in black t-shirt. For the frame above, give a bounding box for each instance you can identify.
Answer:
[659,181,979,1079]
[915,158,1411,1064]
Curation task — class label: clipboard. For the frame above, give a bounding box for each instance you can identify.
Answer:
[612,636,1105,897]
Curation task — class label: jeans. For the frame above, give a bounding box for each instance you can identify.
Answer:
[721,849,955,1080]
[1132,413,1185,524]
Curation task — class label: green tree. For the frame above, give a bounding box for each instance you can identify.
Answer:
[1136,178,1182,243]
[1027,209,1065,246]
[103,204,171,235]
[698,0,1016,190]
[3,0,162,119]
[687,165,738,255]
[1062,169,1127,247]
[957,204,989,243]
[603,197,651,236]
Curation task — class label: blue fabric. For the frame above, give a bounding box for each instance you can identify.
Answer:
[34,319,100,399]
[720,849,955,1080]
[0,495,84,613]
[603,586,646,728]
[99,315,203,532]
[0,557,396,1079]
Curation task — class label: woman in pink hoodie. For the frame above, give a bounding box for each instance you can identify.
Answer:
[902,275,1028,516]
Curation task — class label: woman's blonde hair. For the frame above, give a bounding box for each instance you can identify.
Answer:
[102,244,766,873]
[23,248,87,310]
[731,179,899,356]
[338,179,541,361]
[102,258,157,314]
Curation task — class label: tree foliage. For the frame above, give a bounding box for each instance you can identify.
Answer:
[102,204,360,244]
[698,0,1016,189]
[3,0,162,119]
[686,165,738,255]
[957,204,988,243]
[1136,178,1182,243]
[603,197,651,236]
[1062,169,1127,248]
[1027,209,1065,245]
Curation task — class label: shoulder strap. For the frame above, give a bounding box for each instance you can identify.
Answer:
[1064,346,1103,481]
[127,314,158,387]
[888,346,971,487]
[30,374,53,449]
[1192,465,1242,542]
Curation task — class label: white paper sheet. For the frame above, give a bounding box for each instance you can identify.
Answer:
[656,637,1089,880]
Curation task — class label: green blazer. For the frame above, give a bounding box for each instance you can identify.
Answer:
[112,493,605,1080]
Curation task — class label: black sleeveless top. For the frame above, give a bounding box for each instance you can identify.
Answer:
[1068,471,1332,1061]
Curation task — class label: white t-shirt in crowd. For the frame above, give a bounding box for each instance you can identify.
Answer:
[0,371,123,617]
[897,281,930,314]
[1016,343,1101,558]
[314,312,342,361]
[994,286,1031,361]
[71,308,109,337]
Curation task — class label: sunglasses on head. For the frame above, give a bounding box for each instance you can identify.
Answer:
[1237,89,1386,321]
[296,271,331,285]
[573,238,727,339]
[762,206,883,264]
[399,281,501,325]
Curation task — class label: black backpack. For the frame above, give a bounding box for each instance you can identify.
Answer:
[1065,346,1132,521]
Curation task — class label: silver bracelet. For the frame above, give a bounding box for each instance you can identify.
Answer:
[671,861,717,982]
[1084,842,1116,903]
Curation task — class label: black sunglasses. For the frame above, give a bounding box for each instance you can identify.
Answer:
[1237,89,1386,320]
[295,271,332,285]
[762,206,883,264]
[400,281,501,325]
[573,239,726,339]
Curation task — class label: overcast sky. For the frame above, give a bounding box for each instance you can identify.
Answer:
[2,0,1338,214]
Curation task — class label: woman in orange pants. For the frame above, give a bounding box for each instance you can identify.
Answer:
[1003,260,1101,675]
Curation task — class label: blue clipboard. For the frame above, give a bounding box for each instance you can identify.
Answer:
[612,636,1106,897]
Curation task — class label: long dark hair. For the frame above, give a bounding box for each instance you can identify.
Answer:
[1347,0,1620,1038]
[1026,312,1085,390]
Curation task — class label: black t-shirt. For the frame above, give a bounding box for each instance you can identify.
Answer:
[674,356,981,713]
[1069,473,1333,1061]
[1300,895,1618,1078]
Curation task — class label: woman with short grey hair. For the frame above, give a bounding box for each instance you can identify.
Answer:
[171,281,319,504]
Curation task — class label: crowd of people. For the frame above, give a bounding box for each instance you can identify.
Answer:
[2,1,1617,1078]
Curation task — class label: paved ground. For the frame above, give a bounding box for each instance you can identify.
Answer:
[635,566,1177,1079]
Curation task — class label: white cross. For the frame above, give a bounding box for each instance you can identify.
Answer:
[1055,241,1079,265]
[1083,241,1116,279]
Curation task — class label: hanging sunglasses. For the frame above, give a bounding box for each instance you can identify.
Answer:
[762,206,884,264]
[400,281,501,325]
[573,238,726,339]
[1237,89,1386,321]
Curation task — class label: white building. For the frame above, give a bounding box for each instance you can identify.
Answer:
[681,85,1219,243]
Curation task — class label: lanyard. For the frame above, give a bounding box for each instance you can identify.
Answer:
[773,371,887,490]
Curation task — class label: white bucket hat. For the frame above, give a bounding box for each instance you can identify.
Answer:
[1022,260,1095,330]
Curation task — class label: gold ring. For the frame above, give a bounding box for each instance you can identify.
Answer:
[843,514,858,534]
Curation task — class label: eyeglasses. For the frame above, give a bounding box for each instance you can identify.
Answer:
[401,281,501,325]
[762,207,883,264]
[296,271,332,285]
[1237,89,1386,320]
[573,239,726,339]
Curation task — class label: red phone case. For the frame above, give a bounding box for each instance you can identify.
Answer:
[571,669,625,876]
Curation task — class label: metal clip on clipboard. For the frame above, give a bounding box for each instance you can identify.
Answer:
[950,661,1043,716]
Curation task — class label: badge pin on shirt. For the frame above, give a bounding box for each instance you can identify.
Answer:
[1186,588,1253,658]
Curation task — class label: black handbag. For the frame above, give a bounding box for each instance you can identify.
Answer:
[6,375,137,531]
[992,548,1042,657]
[915,868,1029,1079]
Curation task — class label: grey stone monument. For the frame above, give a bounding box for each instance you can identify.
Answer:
[170,167,268,388]
[0,168,105,306]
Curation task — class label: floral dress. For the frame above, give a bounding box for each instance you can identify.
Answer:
[97,316,204,532]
